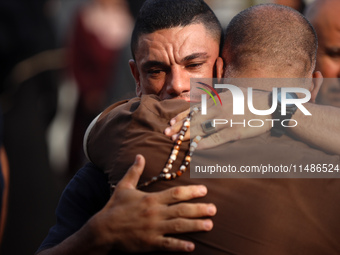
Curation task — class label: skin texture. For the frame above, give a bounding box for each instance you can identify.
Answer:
[129,24,221,102]
[311,0,340,107]
[38,155,216,255]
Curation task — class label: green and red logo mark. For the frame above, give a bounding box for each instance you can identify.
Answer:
[196,82,222,106]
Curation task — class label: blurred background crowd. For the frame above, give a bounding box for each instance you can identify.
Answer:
[0,0,328,254]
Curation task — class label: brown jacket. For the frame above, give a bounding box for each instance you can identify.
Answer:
[86,95,340,255]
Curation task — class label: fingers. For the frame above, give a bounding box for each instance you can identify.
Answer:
[165,107,223,141]
[154,236,195,252]
[160,218,214,234]
[165,110,191,141]
[164,120,183,138]
[170,109,190,126]
[197,128,241,149]
[154,185,208,204]
[190,107,226,136]
[152,218,214,252]
[165,119,191,141]
[197,122,271,149]
[116,154,145,189]
[190,118,206,138]
[165,202,217,219]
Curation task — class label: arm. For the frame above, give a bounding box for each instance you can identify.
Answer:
[165,91,340,155]
[288,103,340,155]
[165,89,272,149]
[37,155,216,255]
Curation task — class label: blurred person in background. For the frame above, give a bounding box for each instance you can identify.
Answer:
[0,0,63,253]
[65,0,145,177]
[305,0,340,107]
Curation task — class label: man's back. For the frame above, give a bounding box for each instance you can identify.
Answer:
[86,95,340,254]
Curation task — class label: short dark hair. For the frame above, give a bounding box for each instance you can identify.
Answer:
[131,0,223,59]
[223,4,318,77]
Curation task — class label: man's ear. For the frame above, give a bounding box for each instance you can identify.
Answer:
[215,57,224,79]
[310,71,323,103]
[129,59,142,97]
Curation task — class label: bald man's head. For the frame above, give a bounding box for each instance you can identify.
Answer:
[222,4,317,78]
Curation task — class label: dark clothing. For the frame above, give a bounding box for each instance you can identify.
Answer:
[37,164,340,255]
[36,163,110,254]
[40,96,340,254]
[87,95,190,185]
[86,95,340,254]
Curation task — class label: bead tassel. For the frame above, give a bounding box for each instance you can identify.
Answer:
[137,107,200,189]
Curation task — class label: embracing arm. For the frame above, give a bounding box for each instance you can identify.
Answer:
[289,103,340,155]
[37,155,216,255]
[165,91,340,155]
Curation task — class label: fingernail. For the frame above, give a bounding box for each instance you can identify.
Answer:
[208,205,216,215]
[172,134,177,141]
[204,220,213,230]
[186,243,194,251]
[199,186,207,195]
[170,119,176,125]
[134,154,140,163]
[164,127,170,135]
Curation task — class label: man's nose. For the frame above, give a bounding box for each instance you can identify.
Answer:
[166,67,190,97]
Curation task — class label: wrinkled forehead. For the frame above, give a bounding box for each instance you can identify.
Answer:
[134,24,220,63]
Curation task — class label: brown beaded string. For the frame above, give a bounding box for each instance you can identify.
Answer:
[110,107,201,191]
[136,107,201,189]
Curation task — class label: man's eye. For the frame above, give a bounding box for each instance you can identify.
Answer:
[147,69,165,78]
[327,52,340,58]
[148,69,162,74]
[186,63,203,69]
[147,69,166,77]
[325,48,340,58]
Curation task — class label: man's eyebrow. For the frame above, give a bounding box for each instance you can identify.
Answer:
[141,53,210,70]
[142,61,167,70]
[182,52,209,62]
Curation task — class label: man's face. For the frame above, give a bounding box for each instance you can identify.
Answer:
[313,3,340,107]
[129,24,220,102]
